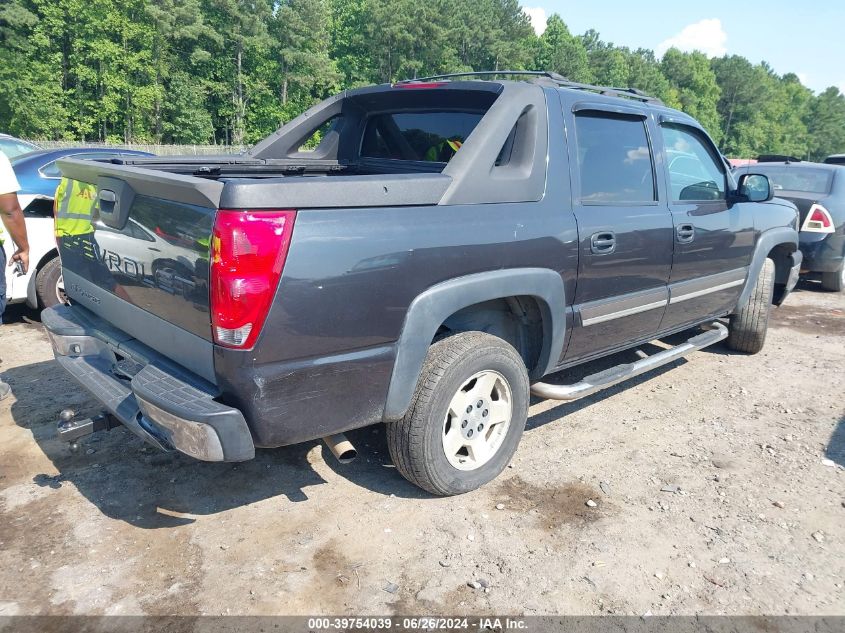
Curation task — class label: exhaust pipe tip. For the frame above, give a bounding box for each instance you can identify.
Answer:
[322,433,358,464]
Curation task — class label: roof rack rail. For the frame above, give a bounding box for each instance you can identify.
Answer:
[396,70,664,104]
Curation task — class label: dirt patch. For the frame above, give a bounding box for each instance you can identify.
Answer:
[770,301,845,336]
[390,581,472,617]
[493,475,609,529]
[312,540,362,589]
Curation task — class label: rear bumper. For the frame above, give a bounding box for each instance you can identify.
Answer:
[799,232,844,273]
[42,305,254,462]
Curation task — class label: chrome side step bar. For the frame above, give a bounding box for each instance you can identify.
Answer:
[530,322,728,402]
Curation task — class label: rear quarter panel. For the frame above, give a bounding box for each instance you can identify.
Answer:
[214,197,579,447]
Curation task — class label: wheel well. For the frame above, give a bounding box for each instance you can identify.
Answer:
[768,244,795,305]
[436,296,545,376]
[35,248,59,274]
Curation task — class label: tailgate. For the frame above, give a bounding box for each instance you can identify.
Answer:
[56,158,223,382]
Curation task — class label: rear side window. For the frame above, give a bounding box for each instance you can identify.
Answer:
[574,113,656,204]
[40,160,61,178]
[41,153,121,178]
[662,125,726,201]
[0,138,37,159]
[753,167,832,194]
[361,111,483,162]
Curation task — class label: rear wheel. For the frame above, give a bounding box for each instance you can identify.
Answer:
[727,258,775,354]
[36,257,67,309]
[820,261,845,292]
[386,331,529,496]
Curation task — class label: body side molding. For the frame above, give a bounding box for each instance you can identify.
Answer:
[576,286,668,327]
[669,267,748,305]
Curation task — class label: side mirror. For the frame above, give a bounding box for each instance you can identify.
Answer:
[737,173,773,203]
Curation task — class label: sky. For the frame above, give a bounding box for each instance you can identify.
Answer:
[522,0,845,95]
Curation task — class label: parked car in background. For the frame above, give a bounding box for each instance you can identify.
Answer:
[736,160,844,291]
[3,147,153,310]
[12,148,153,200]
[825,154,845,166]
[0,134,40,159]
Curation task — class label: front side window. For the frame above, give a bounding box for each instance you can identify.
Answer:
[361,111,483,162]
[574,113,656,204]
[662,125,726,202]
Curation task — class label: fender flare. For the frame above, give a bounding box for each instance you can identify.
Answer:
[383,268,566,421]
[734,226,798,312]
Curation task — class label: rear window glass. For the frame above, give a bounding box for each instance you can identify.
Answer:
[574,113,656,204]
[753,167,833,194]
[361,111,483,162]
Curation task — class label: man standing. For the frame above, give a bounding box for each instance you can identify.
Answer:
[0,151,30,400]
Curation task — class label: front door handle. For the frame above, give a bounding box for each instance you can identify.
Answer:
[590,231,616,255]
[676,223,695,244]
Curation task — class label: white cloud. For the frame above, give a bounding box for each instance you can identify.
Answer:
[524,6,548,36]
[656,18,728,58]
[796,72,810,86]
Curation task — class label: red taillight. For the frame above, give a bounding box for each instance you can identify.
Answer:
[801,204,834,233]
[210,209,296,349]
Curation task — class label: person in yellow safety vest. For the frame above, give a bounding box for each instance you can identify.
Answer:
[54,177,96,242]
[53,177,125,297]
[424,137,463,162]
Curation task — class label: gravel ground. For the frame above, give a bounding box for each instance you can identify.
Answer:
[0,282,842,617]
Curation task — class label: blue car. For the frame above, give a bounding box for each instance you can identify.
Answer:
[11,147,153,198]
[4,147,153,311]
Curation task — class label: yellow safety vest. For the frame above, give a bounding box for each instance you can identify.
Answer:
[54,178,97,238]
[424,138,463,162]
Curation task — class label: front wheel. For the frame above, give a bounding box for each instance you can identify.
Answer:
[727,258,775,354]
[386,331,529,496]
[820,261,845,292]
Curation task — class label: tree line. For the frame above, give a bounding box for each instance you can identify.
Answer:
[1,0,843,159]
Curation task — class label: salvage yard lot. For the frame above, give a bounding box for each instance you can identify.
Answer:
[0,284,842,616]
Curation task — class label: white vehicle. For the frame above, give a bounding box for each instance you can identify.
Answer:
[4,198,201,310]
[3,195,64,309]
[92,218,200,279]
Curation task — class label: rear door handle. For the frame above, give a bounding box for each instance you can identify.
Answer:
[590,231,616,255]
[676,223,695,243]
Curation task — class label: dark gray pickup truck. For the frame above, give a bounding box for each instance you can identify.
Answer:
[44,72,802,495]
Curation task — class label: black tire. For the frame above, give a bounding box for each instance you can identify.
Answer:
[727,258,775,354]
[36,257,66,309]
[820,261,845,292]
[386,331,529,496]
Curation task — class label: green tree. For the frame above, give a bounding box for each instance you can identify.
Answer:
[535,14,591,82]
[661,48,721,141]
[0,0,68,138]
[807,87,845,161]
[273,0,340,116]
